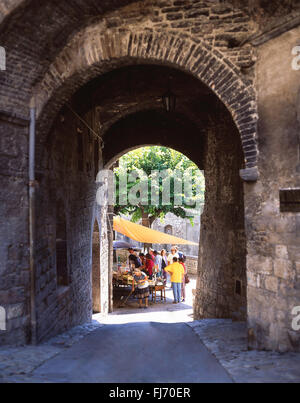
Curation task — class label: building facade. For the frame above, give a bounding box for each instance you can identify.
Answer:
[0,0,300,352]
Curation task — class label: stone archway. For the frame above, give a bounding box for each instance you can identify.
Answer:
[28,34,252,338]
[34,29,259,179]
[27,26,258,343]
[0,15,258,345]
[1,0,300,355]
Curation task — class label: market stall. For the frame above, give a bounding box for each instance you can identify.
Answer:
[112,216,197,307]
[113,216,198,246]
[113,269,166,305]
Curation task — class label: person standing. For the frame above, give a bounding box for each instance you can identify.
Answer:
[179,257,187,302]
[145,253,154,280]
[165,257,184,304]
[175,246,184,261]
[153,250,163,277]
[161,249,168,284]
[128,248,141,269]
[167,247,179,266]
[139,253,146,268]
[149,249,155,262]
[132,269,150,309]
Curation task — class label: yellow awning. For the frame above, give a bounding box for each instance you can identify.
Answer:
[113,216,198,246]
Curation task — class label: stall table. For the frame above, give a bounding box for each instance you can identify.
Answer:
[149,282,166,303]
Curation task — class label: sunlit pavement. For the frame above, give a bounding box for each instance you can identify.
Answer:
[1,275,300,383]
[31,322,233,383]
[28,277,232,383]
[94,278,196,326]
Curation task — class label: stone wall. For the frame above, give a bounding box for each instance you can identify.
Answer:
[0,105,103,345]
[0,116,30,345]
[32,106,98,343]
[185,256,198,275]
[152,212,201,257]
[246,25,300,352]
[92,230,101,313]
[194,111,247,322]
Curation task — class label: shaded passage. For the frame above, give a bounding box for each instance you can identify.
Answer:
[32,322,232,383]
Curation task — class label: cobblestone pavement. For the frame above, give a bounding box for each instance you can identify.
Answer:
[187,320,300,383]
[1,278,300,383]
[0,321,104,383]
[0,282,194,383]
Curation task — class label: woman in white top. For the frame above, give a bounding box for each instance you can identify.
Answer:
[167,247,179,266]
[132,269,149,309]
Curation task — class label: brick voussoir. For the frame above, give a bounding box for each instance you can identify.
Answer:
[33,28,258,180]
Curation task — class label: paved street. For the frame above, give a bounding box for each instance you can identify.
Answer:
[25,279,232,383]
[1,279,300,383]
[31,321,232,383]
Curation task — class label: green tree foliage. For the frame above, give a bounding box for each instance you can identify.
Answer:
[114,146,205,227]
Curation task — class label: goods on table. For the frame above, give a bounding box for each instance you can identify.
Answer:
[113,271,134,286]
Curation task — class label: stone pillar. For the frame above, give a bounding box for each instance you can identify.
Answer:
[107,205,114,313]
[99,206,109,315]
[194,117,247,322]
[92,230,101,313]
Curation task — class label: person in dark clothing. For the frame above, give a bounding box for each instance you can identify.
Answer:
[128,248,141,268]
[145,253,154,280]
[161,249,169,285]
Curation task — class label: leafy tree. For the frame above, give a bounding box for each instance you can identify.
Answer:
[114,146,205,228]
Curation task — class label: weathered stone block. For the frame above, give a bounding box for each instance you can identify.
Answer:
[247,271,257,288]
[166,12,183,20]
[265,276,278,293]
[274,259,293,280]
[7,303,24,320]
[275,217,296,234]
[247,255,273,275]
[275,245,289,260]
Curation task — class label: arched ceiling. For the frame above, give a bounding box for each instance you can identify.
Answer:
[102,109,206,169]
[61,64,239,170]
[71,64,217,131]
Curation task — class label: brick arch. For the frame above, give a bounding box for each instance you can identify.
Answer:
[0,0,24,24]
[34,30,259,180]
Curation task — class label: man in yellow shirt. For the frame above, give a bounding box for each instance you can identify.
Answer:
[165,257,184,304]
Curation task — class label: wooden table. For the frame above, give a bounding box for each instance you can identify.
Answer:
[150,284,166,303]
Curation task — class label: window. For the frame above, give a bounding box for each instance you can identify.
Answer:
[165,225,173,235]
[280,188,300,213]
[235,279,242,296]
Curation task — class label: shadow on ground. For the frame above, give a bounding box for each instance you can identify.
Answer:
[31,321,233,383]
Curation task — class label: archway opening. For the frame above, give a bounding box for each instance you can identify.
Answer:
[110,145,204,314]
[34,62,247,341]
